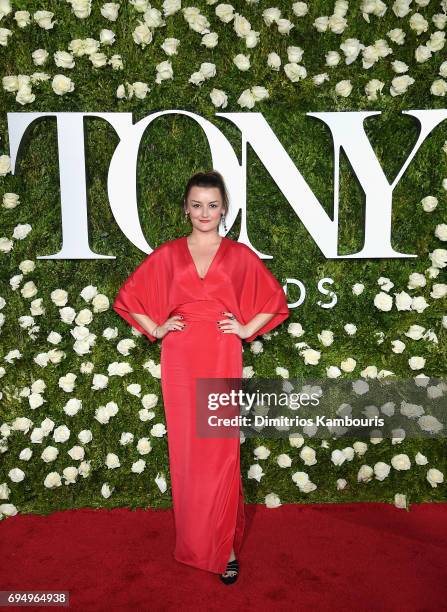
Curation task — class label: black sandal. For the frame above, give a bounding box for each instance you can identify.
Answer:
[219,558,239,584]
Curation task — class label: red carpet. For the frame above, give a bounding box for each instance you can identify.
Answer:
[1,502,446,611]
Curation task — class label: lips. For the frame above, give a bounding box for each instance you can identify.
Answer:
[199,220,210,223]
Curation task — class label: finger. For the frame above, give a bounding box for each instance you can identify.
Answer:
[171,315,184,321]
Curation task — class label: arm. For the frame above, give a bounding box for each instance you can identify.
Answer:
[129,312,159,339]
[242,313,275,340]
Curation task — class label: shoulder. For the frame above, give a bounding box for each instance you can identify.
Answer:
[224,238,259,260]
[142,237,182,260]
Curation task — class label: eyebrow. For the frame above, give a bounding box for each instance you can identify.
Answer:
[191,199,219,204]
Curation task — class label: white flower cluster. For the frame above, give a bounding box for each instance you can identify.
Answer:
[245,434,444,510]
[1,0,447,106]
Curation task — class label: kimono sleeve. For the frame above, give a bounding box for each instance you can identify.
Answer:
[112,251,167,343]
[237,246,289,342]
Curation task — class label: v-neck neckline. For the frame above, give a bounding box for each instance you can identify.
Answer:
[184,235,226,281]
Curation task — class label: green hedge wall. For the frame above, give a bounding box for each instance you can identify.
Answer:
[0,0,446,518]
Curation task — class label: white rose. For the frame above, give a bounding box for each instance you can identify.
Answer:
[2,192,19,208]
[131,459,145,473]
[100,483,113,498]
[202,32,218,48]
[53,425,70,443]
[408,356,425,370]
[391,340,405,353]
[340,357,356,372]
[91,293,109,312]
[357,464,373,482]
[68,445,84,461]
[353,441,368,456]
[199,62,216,79]
[106,453,120,469]
[395,291,412,310]
[63,398,82,416]
[277,453,292,468]
[415,452,428,465]
[137,437,152,454]
[292,471,309,487]
[61,466,78,484]
[100,29,115,45]
[429,248,447,268]
[150,423,167,437]
[300,446,317,466]
[215,4,234,24]
[32,48,49,65]
[54,51,75,69]
[374,291,393,311]
[237,88,256,109]
[390,74,415,96]
[391,453,411,470]
[233,13,251,37]
[0,482,11,499]
[21,281,37,299]
[41,446,59,462]
[52,74,74,95]
[251,86,269,101]
[431,79,447,96]
[394,493,407,509]
[233,53,250,71]
[277,18,294,35]
[89,52,108,68]
[13,223,32,239]
[314,16,329,33]
[161,37,179,55]
[300,348,321,365]
[284,62,306,82]
[431,283,447,299]
[318,329,334,346]
[267,52,281,70]
[29,392,45,409]
[426,468,444,487]
[409,13,429,35]
[9,468,25,482]
[392,1,412,19]
[352,282,364,295]
[78,430,92,444]
[289,433,305,448]
[292,2,308,18]
[335,79,353,97]
[132,22,152,48]
[33,10,56,29]
[162,0,181,17]
[210,88,227,108]
[374,461,390,480]
[262,7,281,26]
[101,2,120,21]
[44,472,62,488]
[142,393,158,409]
[18,260,34,274]
[325,50,340,66]
[331,449,346,465]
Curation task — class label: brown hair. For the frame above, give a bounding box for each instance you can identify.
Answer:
[182,170,229,215]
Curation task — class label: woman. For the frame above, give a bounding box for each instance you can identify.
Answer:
[113,170,289,584]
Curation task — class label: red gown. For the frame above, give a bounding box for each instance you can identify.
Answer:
[112,236,289,574]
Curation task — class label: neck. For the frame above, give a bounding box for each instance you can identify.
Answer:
[188,229,222,245]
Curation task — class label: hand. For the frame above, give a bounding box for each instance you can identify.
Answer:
[152,315,185,339]
[218,312,249,339]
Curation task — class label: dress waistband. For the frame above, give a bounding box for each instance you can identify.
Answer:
[170,300,227,322]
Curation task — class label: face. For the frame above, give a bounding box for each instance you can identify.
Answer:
[184,186,225,233]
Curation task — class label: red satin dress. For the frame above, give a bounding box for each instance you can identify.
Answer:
[113,236,289,574]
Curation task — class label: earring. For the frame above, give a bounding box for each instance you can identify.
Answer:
[184,211,189,223]
[220,213,227,232]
